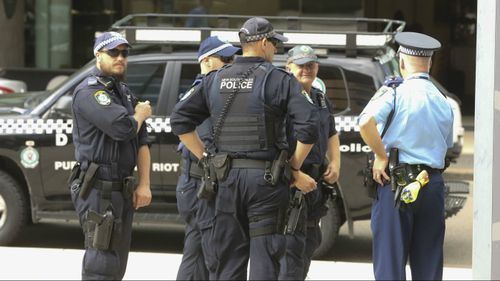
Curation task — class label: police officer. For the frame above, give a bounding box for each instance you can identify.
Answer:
[176,36,239,281]
[70,32,152,280]
[358,32,453,280]
[171,17,318,280]
[280,45,341,280]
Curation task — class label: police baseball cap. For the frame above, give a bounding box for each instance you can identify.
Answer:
[395,32,441,57]
[287,45,318,65]
[93,31,131,56]
[197,36,241,62]
[239,17,288,44]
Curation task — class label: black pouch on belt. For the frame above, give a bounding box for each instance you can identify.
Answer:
[270,150,288,186]
[211,153,231,182]
[67,162,81,186]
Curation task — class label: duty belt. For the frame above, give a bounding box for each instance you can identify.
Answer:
[404,164,441,175]
[94,179,124,191]
[231,158,267,169]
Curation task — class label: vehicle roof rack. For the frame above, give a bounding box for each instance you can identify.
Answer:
[111,14,405,57]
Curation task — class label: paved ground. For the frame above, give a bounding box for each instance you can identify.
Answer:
[0,247,472,280]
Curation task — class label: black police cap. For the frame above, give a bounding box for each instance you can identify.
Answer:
[239,17,288,43]
[395,32,441,57]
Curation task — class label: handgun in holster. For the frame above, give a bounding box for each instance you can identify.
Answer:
[79,162,100,200]
[87,209,114,250]
[268,150,289,186]
[388,148,406,208]
[284,189,304,235]
[197,153,218,200]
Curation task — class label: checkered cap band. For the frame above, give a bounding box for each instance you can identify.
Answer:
[398,46,434,57]
[93,33,128,55]
[241,30,276,43]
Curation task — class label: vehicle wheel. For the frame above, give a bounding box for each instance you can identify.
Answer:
[0,170,28,245]
[312,198,342,259]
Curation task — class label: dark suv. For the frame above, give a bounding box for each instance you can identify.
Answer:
[0,14,467,258]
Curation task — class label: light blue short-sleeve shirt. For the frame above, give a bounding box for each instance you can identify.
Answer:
[358,73,454,169]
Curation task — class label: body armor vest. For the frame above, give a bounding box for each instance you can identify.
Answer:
[208,62,284,156]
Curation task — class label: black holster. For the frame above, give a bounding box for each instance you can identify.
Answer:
[269,150,289,186]
[86,209,114,250]
[284,189,304,235]
[363,152,377,198]
[197,154,219,201]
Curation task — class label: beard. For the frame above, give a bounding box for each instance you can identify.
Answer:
[98,61,127,81]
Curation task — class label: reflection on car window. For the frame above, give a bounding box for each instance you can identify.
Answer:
[179,63,200,101]
[127,63,166,107]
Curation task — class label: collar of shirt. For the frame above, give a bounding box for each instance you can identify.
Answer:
[234,56,266,63]
[407,72,430,80]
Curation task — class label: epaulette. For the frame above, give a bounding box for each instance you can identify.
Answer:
[383,76,404,88]
[95,76,114,90]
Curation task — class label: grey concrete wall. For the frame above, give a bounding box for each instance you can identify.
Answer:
[0,0,25,67]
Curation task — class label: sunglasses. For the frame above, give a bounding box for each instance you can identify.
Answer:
[102,48,129,58]
[267,38,281,48]
[212,55,234,64]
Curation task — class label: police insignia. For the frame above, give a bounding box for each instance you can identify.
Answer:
[180,87,195,101]
[301,90,314,104]
[93,90,111,106]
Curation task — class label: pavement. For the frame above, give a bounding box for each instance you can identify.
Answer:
[0,116,475,280]
[0,247,472,280]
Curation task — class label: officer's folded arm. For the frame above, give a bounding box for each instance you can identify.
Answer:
[177,131,205,160]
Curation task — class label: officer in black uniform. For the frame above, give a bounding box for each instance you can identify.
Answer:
[280,45,341,280]
[70,32,152,280]
[171,17,318,280]
[176,36,239,281]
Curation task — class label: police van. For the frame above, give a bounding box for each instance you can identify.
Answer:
[0,14,467,258]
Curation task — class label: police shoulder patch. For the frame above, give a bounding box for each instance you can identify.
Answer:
[371,86,393,101]
[180,87,196,101]
[93,90,111,106]
[301,90,314,104]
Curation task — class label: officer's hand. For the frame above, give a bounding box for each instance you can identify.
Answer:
[372,156,389,186]
[323,161,340,184]
[290,170,317,193]
[135,101,152,121]
[133,184,152,210]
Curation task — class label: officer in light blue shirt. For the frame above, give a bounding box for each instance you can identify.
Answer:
[358,32,454,280]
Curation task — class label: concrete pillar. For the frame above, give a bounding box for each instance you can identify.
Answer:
[0,0,25,67]
[473,0,500,279]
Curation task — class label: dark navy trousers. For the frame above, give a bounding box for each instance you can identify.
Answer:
[198,168,289,280]
[371,172,445,280]
[176,173,209,280]
[71,186,134,280]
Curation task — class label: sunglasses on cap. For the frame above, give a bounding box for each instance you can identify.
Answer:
[102,48,129,58]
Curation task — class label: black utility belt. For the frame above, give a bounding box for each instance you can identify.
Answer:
[182,158,268,180]
[401,163,442,175]
[94,177,136,194]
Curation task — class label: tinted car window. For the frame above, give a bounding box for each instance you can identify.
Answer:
[178,63,200,99]
[343,69,376,114]
[127,62,166,107]
[317,66,349,114]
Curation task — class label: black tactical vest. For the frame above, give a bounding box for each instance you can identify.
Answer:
[208,62,283,155]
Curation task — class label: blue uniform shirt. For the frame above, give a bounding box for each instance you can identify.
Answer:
[72,69,149,180]
[358,72,453,169]
[287,87,337,167]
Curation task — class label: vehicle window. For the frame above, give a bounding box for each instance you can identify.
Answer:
[178,63,200,100]
[317,66,349,114]
[126,62,166,107]
[343,69,377,114]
